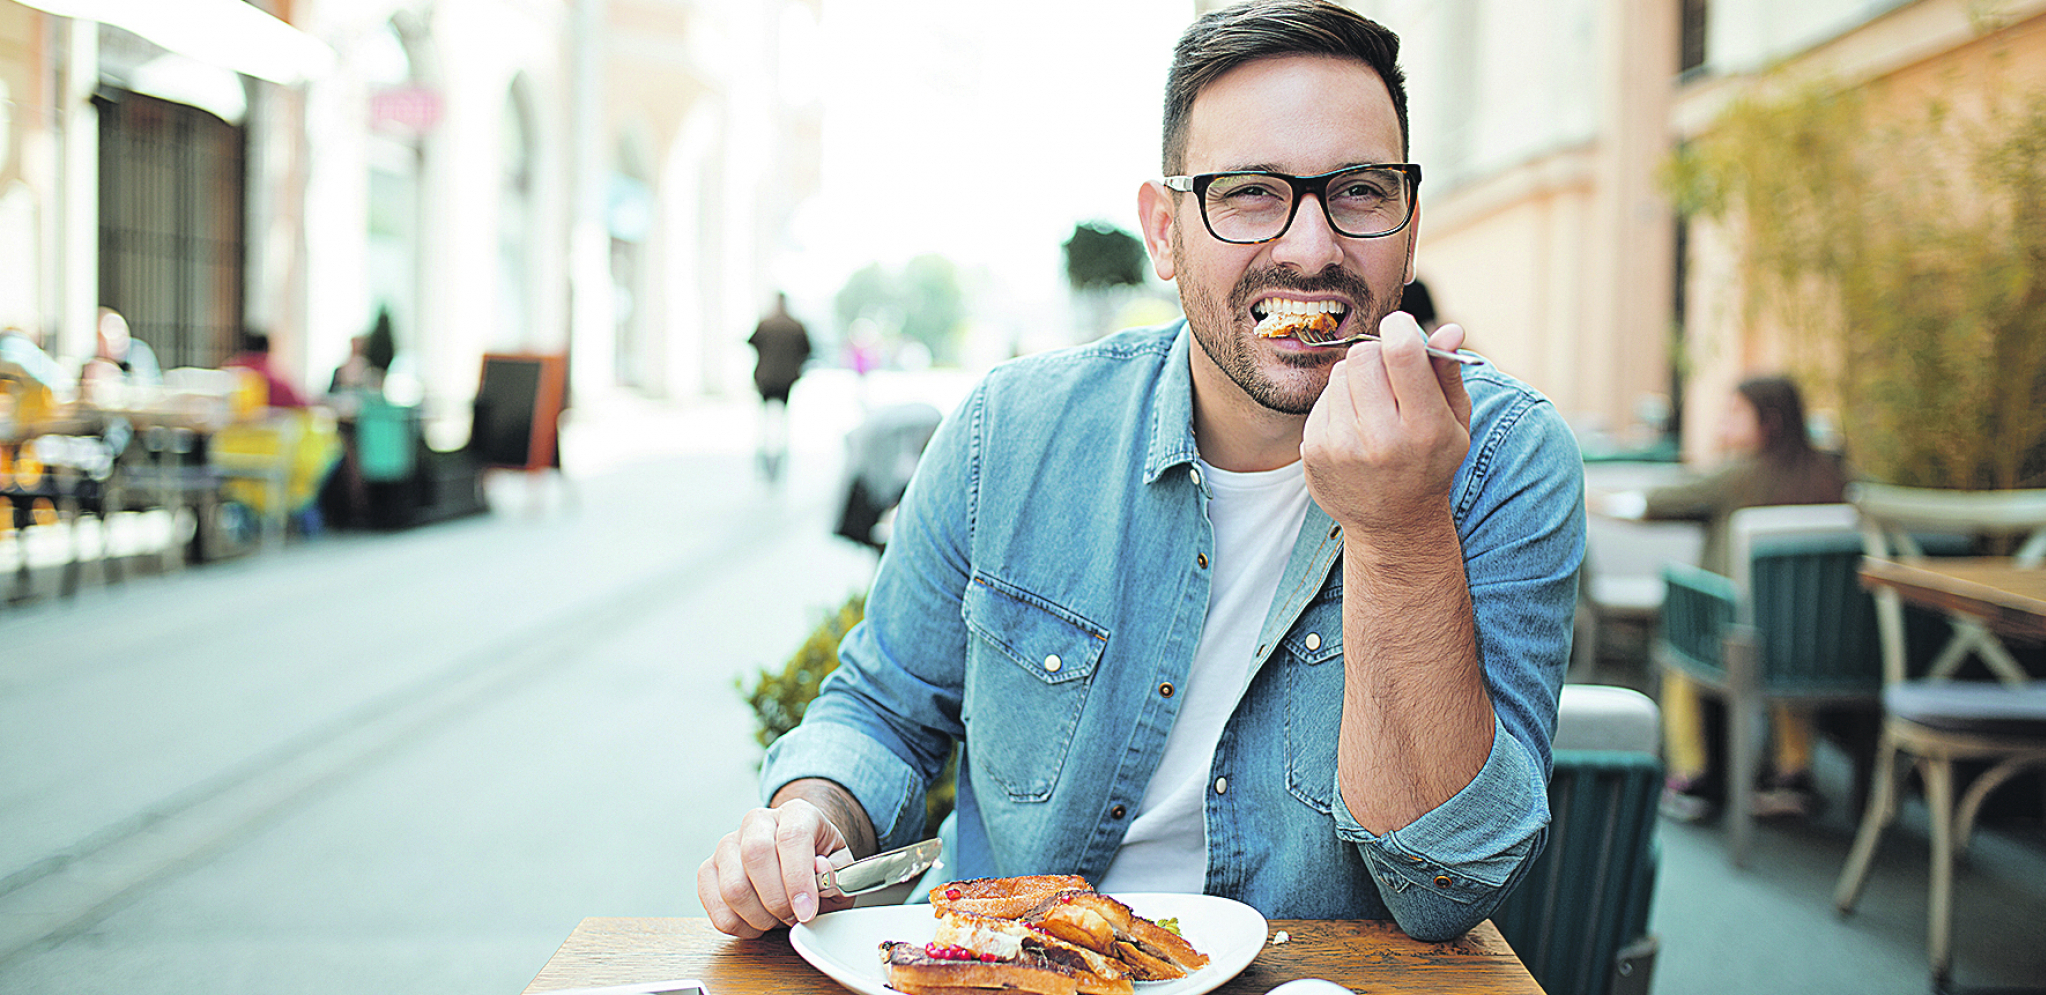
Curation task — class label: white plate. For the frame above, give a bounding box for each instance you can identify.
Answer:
[789,892,1268,995]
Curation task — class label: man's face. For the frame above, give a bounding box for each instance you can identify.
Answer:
[1141,55,1416,416]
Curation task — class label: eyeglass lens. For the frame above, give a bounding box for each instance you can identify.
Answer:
[1203,167,1412,242]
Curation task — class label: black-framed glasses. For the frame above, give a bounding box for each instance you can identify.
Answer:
[1163,163,1422,244]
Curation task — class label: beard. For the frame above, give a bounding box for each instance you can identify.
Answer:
[1172,223,1396,416]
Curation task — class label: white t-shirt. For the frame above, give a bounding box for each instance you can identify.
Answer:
[1097,458,1313,893]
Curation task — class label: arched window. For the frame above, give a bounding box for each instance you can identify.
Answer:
[499,79,536,347]
[609,133,654,388]
[363,17,428,382]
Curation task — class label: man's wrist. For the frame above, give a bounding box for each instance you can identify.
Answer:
[1339,506,1463,577]
[772,777,879,858]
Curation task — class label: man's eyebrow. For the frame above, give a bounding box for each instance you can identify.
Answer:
[1199,160,1394,175]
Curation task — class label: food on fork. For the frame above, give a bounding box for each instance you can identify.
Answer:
[1252,299,1345,342]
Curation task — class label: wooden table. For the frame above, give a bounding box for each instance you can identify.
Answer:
[1860,557,2046,642]
[522,917,1542,995]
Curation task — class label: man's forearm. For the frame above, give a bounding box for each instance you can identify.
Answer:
[771,777,880,859]
[1335,520,1495,834]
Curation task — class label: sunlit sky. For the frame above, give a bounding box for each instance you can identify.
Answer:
[777,0,1193,339]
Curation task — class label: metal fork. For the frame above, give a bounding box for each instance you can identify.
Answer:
[1299,332,1486,366]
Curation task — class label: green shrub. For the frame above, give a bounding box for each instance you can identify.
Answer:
[1663,79,2046,489]
[740,592,957,835]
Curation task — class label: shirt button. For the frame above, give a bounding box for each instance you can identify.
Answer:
[1158,682,1175,698]
[1197,553,1209,569]
[1329,524,1341,539]
[1111,805,1127,819]
[1189,466,1202,487]
[1044,654,1062,673]
[1434,875,1453,888]
[1214,777,1228,795]
[1304,632,1322,651]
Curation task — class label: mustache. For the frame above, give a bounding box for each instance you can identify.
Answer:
[1226,265,1377,316]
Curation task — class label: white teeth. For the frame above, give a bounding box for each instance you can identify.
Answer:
[1253,298,1347,317]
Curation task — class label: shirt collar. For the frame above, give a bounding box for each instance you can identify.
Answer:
[1142,321,1202,485]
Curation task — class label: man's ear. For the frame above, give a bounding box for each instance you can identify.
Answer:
[1137,180,1178,282]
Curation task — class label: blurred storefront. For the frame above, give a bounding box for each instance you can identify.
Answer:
[1,0,820,451]
[1348,0,2046,462]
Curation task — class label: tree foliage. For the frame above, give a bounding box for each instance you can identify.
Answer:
[1664,79,2046,489]
[1063,221,1147,291]
[834,255,966,364]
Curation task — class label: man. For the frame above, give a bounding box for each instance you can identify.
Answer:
[79,307,162,402]
[226,330,310,409]
[700,0,1583,943]
[746,293,813,481]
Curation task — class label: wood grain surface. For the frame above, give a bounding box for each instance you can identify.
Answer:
[521,916,1542,995]
[1861,557,2046,641]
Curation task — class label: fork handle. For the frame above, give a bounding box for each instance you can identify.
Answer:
[1303,335,1486,366]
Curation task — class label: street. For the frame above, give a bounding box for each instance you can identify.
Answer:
[0,372,967,994]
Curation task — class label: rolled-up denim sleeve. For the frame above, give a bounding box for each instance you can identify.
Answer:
[758,384,982,849]
[760,714,933,848]
[1333,715,1549,940]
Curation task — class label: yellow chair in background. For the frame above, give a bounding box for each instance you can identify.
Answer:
[209,369,340,549]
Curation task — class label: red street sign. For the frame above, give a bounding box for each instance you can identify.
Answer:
[370,86,444,134]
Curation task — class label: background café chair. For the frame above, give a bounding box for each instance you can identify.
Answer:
[1491,684,1662,995]
[1831,482,2046,988]
[1651,503,1883,866]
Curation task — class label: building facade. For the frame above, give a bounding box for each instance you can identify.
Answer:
[1,0,820,448]
[1344,0,2046,462]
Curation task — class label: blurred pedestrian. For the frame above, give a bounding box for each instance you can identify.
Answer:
[328,334,385,402]
[1,325,65,396]
[226,330,310,410]
[79,307,161,403]
[747,293,812,482]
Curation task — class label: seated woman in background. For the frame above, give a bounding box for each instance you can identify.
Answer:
[1641,375,1849,821]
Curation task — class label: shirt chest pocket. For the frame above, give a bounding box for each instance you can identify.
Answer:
[1282,595,1345,813]
[961,576,1109,803]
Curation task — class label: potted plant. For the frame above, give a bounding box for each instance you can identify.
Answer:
[739,592,957,835]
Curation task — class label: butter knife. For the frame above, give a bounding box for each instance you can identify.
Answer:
[815,838,943,897]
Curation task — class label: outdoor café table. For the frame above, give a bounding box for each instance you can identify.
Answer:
[521,916,1545,995]
[1859,557,2046,644]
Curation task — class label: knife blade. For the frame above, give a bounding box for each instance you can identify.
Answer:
[816,838,943,897]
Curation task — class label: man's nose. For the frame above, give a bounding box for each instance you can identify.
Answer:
[1269,193,1344,273]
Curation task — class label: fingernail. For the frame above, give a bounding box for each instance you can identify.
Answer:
[792,891,816,922]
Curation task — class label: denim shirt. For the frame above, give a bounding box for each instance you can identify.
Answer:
[762,321,1584,941]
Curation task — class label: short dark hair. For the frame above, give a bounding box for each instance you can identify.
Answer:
[1162,0,1410,175]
